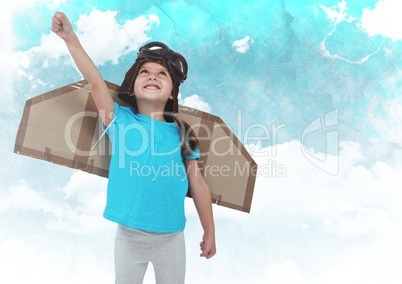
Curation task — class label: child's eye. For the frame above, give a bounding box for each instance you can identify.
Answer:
[139,69,148,74]
[159,71,167,76]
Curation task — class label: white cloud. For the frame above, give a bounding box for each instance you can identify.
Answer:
[62,171,107,208]
[38,9,159,65]
[1,0,48,15]
[318,1,386,64]
[180,93,212,113]
[48,0,66,9]
[0,171,110,235]
[12,9,160,73]
[75,9,160,65]
[0,180,61,215]
[263,259,307,284]
[3,8,160,108]
[310,231,402,283]
[232,36,254,53]
[0,4,17,107]
[361,0,402,41]
[0,238,114,284]
[370,98,402,145]
[51,171,110,235]
[320,0,350,24]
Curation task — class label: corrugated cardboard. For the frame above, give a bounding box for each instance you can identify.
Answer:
[14,80,257,212]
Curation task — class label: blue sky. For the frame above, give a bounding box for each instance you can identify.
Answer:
[2,0,402,283]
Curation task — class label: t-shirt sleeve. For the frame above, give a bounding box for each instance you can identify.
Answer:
[186,146,200,160]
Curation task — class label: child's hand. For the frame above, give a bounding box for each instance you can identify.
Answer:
[51,12,74,41]
[200,234,216,259]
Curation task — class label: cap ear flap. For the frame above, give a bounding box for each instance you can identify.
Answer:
[172,85,179,113]
[117,57,147,103]
[163,84,179,119]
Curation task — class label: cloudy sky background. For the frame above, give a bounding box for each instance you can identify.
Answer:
[2,0,402,283]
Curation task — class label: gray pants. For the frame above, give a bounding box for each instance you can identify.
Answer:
[114,225,186,284]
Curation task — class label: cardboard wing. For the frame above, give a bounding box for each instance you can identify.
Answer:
[14,80,257,213]
[178,107,257,212]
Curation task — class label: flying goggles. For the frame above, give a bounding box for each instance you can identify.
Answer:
[138,41,188,84]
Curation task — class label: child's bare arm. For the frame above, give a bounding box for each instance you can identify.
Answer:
[51,12,114,126]
[186,159,217,259]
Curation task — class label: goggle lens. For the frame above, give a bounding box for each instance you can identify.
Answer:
[138,42,188,83]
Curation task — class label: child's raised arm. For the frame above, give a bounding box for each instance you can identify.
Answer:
[51,12,114,126]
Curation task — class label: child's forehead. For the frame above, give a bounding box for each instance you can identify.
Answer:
[140,62,168,70]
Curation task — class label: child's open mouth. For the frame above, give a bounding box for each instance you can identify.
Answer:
[144,84,160,90]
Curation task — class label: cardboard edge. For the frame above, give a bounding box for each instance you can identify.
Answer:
[29,80,88,106]
[178,104,257,213]
[14,99,32,154]
[17,145,109,178]
[211,118,257,213]
[243,159,258,213]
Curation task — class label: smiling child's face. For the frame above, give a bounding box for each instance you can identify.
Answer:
[133,62,174,108]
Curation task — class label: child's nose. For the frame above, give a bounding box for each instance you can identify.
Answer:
[148,73,157,80]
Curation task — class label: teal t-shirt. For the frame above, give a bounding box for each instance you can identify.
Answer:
[103,103,199,233]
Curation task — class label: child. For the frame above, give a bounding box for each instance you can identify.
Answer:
[52,12,216,284]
